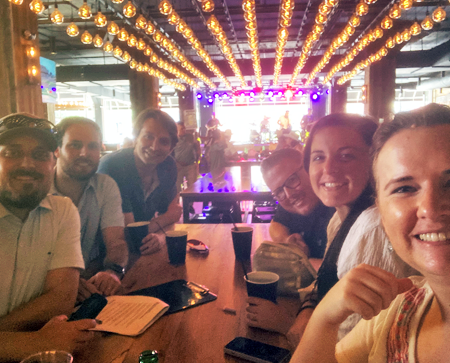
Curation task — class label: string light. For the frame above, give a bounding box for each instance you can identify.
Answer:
[123,1,136,18]
[243,0,262,87]
[93,34,104,47]
[274,0,295,86]
[78,0,92,19]
[432,7,446,22]
[9,0,24,5]
[103,41,114,53]
[66,23,80,37]
[113,46,123,57]
[81,30,93,45]
[117,28,130,41]
[381,15,393,29]
[159,0,173,15]
[107,21,120,35]
[135,15,148,29]
[202,0,214,12]
[410,21,422,36]
[421,15,434,30]
[400,0,413,10]
[94,11,107,27]
[389,4,401,19]
[50,5,64,24]
[127,34,137,47]
[29,0,45,14]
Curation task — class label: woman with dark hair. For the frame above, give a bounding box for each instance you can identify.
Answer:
[98,109,181,255]
[292,103,450,362]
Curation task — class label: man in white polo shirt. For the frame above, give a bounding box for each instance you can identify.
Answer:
[0,113,95,360]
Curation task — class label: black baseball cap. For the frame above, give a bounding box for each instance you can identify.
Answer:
[0,113,58,152]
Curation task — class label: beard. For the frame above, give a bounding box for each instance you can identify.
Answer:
[62,158,98,181]
[0,183,47,210]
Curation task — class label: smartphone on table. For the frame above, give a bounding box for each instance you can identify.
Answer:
[68,293,107,321]
[224,337,291,363]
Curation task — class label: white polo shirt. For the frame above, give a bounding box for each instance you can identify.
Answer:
[0,195,84,317]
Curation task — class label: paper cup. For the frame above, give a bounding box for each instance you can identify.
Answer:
[245,271,279,303]
[166,230,188,265]
[231,227,253,261]
[127,221,150,254]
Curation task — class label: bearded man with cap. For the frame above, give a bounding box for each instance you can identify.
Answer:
[0,113,96,360]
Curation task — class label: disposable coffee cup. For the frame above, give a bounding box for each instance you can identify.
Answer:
[20,351,73,363]
[127,221,150,254]
[231,227,253,261]
[166,230,188,265]
[245,271,279,303]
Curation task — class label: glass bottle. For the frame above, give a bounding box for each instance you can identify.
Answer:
[139,350,158,363]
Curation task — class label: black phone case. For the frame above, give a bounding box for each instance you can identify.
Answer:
[224,337,291,363]
[68,293,108,321]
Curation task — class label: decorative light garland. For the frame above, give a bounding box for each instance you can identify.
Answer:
[274,0,295,86]
[159,1,230,88]
[289,0,338,87]
[206,14,246,88]
[242,0,262,88]
[336,12,442,85]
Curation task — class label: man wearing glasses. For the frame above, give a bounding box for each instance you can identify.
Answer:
[0,114,96,359]
[261,148,334,259]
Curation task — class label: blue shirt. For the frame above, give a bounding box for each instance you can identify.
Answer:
[51,173,124,265]
[98,148,177,222]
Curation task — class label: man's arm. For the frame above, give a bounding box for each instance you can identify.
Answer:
[86,226,129,297]
[0,316,96,361]
[269,221,291,243]
[148,196,182,233]
[0,268,79,332]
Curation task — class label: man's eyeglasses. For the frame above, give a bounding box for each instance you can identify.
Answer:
[0,114,57,135]
[272,168,304,202]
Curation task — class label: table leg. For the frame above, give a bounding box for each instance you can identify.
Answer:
[182,197,190,223]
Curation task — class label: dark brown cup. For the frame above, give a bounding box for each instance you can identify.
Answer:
[166,230,188,265]
[231,227,253,261]
[245,271,279,303]
[127,221,150,255]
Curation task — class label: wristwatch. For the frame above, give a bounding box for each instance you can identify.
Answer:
[103,262,125,280]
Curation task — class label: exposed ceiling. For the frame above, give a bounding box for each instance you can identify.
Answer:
[37,0,450,90]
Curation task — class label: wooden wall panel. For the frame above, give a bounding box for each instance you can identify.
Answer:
[0,0,44,119]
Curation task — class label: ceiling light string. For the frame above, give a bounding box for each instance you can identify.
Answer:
[323,0,423,84]
[273,0,295,86]
[50,0,64,24]
[336,10,444,85]
[159,0,231,89]
[206,14,246,88]
[242,0,262,88]
[288,0,338,87]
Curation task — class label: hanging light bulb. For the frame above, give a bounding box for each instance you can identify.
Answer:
[127,34,137,47]
[421,15,434,30]
[159,0,172,15]
[279,17,291,27]
[117,28,129,41]
[400,0,413,10]
[26,46,37,58]
[349,14,361,27]
[9,0,24,5]
[81,30,93,44]
[402,28,412,41]
[318,3,332,15]
[410,21,422,36]
[315,13,327,24]
[93,34,103,47]
[356,1,369,16]
[103,41,113,53]
[432,7,446,22]
[94,11,107,27]
[202,0,214,12]
[29,0,45,14]
[153,30,163,43]
[107,21,120,35]
[78,0,92,19]
[394,32,403,44]
[129,59,137,69]
[389,4,401,19]
[66,23,80,37]
[385,37,395,48]
[144,46,153,56]
[135,15,147,29]
[242,0,255,12]
[381,15,393,29]
[50,5,64,24]
[122,51,131,62]
[312,24,325,34]
[364,0,377,4]
[113,46,123,57]
[123,1,136,18]
[168,12,180,25]
[379,46,388,57]
[111,0,124,3]
[137,38,146,50]
[145,22,156,35]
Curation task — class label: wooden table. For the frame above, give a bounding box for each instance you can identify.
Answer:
[76,224,299,363]
[180,167,274,223]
